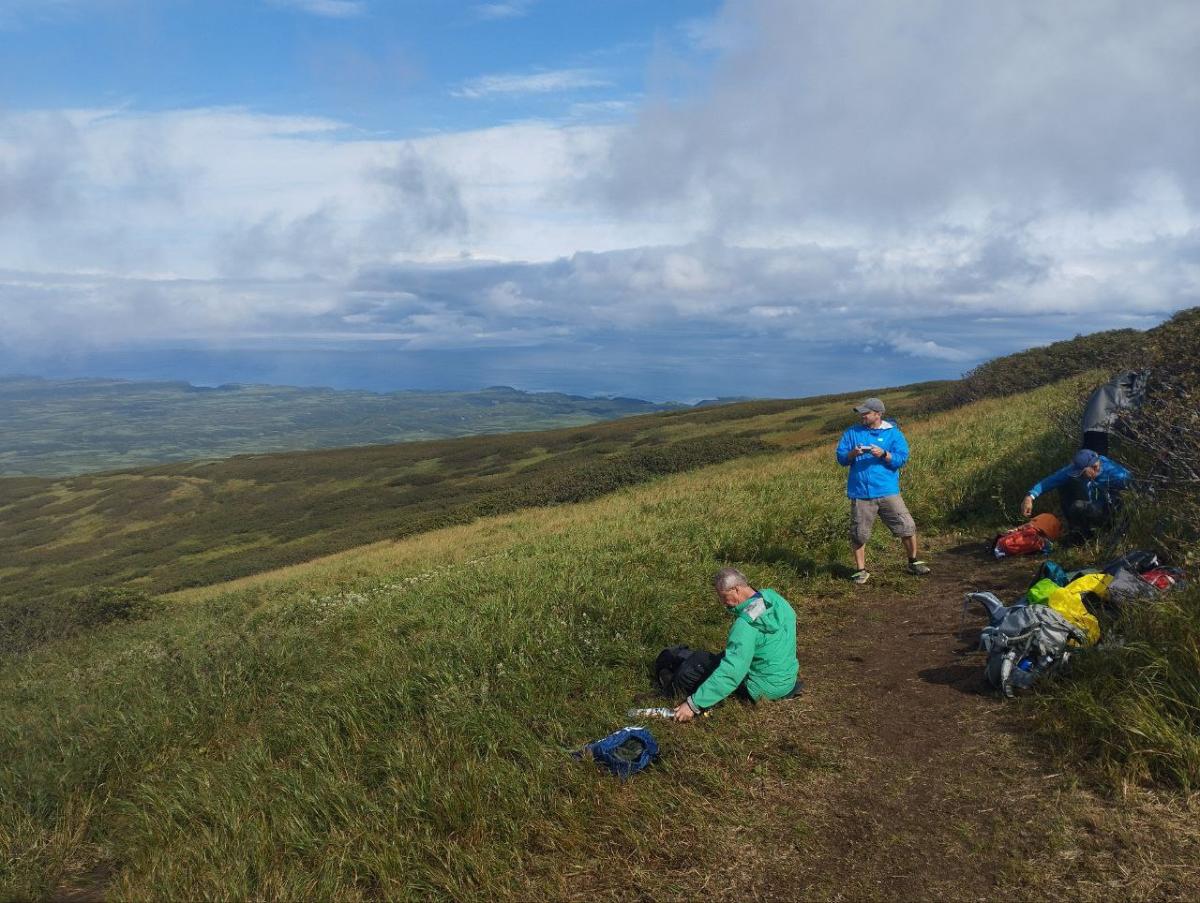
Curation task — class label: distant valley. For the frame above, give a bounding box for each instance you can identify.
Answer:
[0,377,688,476]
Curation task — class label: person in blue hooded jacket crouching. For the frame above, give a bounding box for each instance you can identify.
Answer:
[835,397,930,585]
[1021,448,1131,540]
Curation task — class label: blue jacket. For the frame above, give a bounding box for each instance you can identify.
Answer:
[1027,455,1131,506]
[836,420,910,499]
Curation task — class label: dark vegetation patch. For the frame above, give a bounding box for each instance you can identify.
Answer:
[662,384,947,425]
[786,412,820,425]
[0,587,161,653]
[928,327,1148,409]
[661,397,817,424]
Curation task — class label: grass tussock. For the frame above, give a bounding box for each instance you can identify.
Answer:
[0,381,1076,900]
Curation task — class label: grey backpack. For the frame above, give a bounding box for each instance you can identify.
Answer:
[971,595,1088,697]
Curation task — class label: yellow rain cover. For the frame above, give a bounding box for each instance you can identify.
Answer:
[1047,573,1111,645]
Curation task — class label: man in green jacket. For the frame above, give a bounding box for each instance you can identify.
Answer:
[673,568,802,722]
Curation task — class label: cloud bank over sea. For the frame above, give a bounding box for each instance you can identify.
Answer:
[1,0,1196,396]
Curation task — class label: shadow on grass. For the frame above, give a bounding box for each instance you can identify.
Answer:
[717,543,853,580]
[939,539,995,560]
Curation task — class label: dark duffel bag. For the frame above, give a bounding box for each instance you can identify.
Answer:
[653,645,722,697]
[1101,550,1159,575]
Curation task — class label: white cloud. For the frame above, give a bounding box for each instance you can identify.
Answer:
[452,68,611,99]
[0,107,641,279]
[888,334,972,363]
[267,0,366,18]
[1,0,1198,388]
[597,0,1200,230]
[471,1,535,21]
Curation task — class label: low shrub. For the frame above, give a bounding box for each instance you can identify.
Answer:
[75,587,162,628]
[929,328,1146,410]
[1,586,161,655]
[1036,584,1200,790]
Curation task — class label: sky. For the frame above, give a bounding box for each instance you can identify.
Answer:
[0,0,1197,401]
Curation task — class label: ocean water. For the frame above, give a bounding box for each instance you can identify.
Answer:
[1,341,967,403]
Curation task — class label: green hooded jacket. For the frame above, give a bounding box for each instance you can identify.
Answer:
[690,587,799,710]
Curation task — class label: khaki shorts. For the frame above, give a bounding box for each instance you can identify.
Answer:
[849,495,916,547]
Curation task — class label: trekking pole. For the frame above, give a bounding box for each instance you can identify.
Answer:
[627,707,675,719]
[626,707,709,720]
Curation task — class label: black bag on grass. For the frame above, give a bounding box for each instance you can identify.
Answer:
[653,645,722,697]
[1101,550,1159,575]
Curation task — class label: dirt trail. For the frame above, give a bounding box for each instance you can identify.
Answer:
[752,540,1200,901]
[780,542,1048,898]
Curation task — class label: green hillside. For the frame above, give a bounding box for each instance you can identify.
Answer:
[0,383,941,651]
[0,379,1086,900]
[3,311,1187,642]
[3,309,1198,898]
[0,379,685,477]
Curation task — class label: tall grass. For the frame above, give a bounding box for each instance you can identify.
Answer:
[0,382,1078,899]
[1037,586,1200,790]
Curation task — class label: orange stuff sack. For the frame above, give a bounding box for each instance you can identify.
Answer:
[1029,513,1064,541]
[993,523,1051,558]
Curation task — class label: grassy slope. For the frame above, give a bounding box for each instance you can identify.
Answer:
[0,379,1081,900]
[0,384,940,621]
[0,379,681,477]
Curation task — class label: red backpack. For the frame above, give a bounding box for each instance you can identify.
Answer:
[992,523,1052,558]
[1138,567,1185,591]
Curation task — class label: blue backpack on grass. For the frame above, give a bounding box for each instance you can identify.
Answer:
[578,727,659,778]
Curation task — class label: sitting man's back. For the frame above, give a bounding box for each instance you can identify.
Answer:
[674,568,800,721]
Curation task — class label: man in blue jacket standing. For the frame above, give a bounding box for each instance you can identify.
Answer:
[835,397,929,585]
[1021,448,1131,539]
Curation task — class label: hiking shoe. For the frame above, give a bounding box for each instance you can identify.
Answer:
[850,569,870,585]
[907,559,931,575]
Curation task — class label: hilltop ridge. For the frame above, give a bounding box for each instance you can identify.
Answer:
[0,381,938,650]
[7,376,1197,900]
[3,311,1195,651]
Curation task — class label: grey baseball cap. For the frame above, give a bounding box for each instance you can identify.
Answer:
[853,397,885,414]
[1068,448,1100,476]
